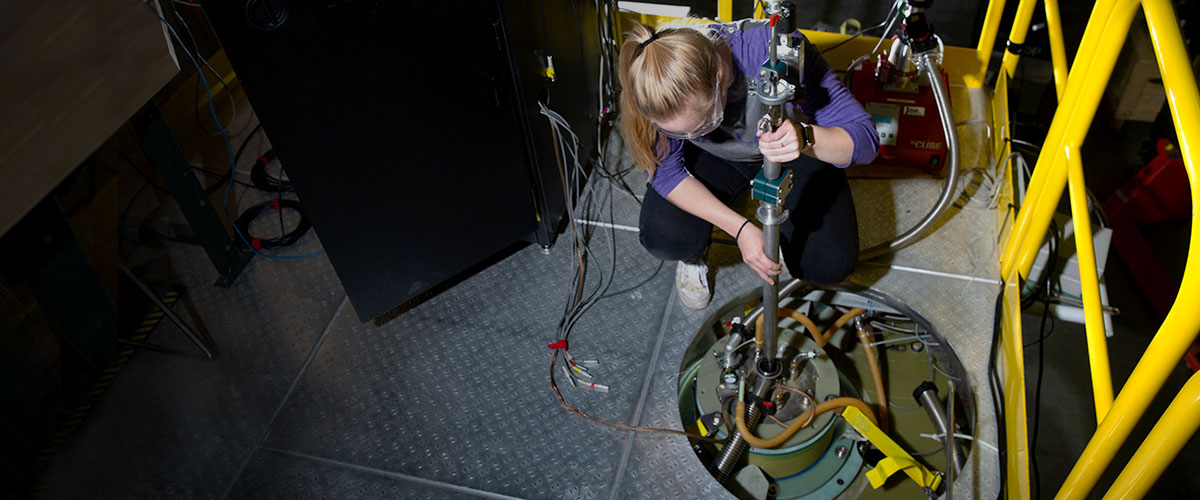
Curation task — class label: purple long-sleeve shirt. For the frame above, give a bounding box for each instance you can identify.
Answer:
[648,20,879,197]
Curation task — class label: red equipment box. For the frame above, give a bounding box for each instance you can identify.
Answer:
[847,58,951,177]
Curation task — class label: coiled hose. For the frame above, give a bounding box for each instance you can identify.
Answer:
[859,51,960,260]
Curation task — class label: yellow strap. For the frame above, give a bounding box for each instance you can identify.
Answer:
[866,457,923,488]
[842,406,943,491]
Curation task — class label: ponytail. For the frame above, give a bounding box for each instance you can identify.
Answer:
[618,22,722,179]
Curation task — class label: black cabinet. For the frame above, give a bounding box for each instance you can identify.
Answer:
[200,0,601,321]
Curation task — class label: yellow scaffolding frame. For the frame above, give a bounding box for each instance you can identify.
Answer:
[623,1,1199,497]
[994,0,1200,498]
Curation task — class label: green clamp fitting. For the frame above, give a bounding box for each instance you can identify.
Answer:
[760,60,787,78]
[752,168,793,206]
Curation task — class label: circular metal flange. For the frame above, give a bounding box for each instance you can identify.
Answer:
[678,281,977,500]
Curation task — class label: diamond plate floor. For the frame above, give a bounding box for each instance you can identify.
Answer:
[40,84,1010,499]
[260,225,673,500]
[38,242,346,499]
[227,447,510,500]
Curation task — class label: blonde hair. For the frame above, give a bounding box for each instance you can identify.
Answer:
[618,22,723,179]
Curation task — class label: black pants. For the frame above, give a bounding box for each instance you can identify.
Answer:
[639,145,859,285]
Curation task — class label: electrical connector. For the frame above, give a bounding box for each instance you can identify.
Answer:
[536,51,556,82]
[570,363,593,379]
[560,364,577,388]
[579,381,609,392]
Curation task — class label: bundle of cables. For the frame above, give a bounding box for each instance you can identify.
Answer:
[234,198,312,250]
[144,3,323,261]
[250,149,294,192]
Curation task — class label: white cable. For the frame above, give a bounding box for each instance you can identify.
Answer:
[928,348,962,382]
[1010,138,1042,150]
[921,432,999,454]
[870,336,940,348]
[573,219,639,232]
[988,152,1023,209]
[934,33,945,67]
[869,0,904,56]
[542,98,624,343]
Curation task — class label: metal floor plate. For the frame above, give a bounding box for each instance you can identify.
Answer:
[39,243,345,498]
[226,448,498,500]
[261,227,675,500]
[42,86,1002,499]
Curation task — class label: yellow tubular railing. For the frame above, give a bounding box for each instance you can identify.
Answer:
[996,0,1200,496]
[970,0,1009,87]
[1102,371,1200,499]
[999,0,1041,78]
[1000,273,1032,499]
[1063,145,1114,423]
[1000,0,1132,281]
[1042,0,1068,100]
[1055,0,1200,496]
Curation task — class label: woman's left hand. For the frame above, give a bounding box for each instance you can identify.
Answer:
[757,119,803,163]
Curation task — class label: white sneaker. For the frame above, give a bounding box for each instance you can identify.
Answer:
[676,260,712,310]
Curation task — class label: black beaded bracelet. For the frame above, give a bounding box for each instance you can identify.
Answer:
[734,219,752,242]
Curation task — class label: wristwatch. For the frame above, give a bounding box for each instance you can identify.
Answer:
[797,121,815,151]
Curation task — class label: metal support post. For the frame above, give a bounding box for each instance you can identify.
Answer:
[756,202,785,364]
[118,261,217,360]
[914,382,966,475]
[136,108,252,287]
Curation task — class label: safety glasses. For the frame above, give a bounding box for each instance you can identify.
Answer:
[653,76,725,140]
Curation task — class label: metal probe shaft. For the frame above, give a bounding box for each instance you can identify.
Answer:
[756,14,787,369]
[718,4,795,482]
[758,202,783,363]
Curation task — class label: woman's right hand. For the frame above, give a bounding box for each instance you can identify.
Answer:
[736,223,782,284]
